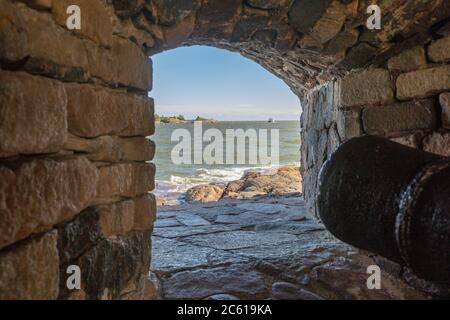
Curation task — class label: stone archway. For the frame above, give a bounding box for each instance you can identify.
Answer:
[0,0,450,299]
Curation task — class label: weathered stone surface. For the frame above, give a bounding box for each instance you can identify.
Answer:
[230,10,269,43]
[0,71,67,157]
[428,36,450,63]
[223,166,302,199]
[184,231,297,250]
[112,37,153,91]
[0,1,90,80]
[98,194,156,236]
[52,0,113,47]
[112,0,144,19]
[388,46,427,72]
[323,28,359,59]
[299,0,357,49]
[391,134,420,149]
[151,237,214,274]
[194,0,242,39]
[339,69,394,107]
[288,0,332,34]
[65,84,154,138]
[186,185,225,202]
[16,0,52,10]
[362,99,437,136]
[163,265,268,299]
[162,12,196,49]
[246,0,283,10]
[423,133,450,157]
[205,294,239,300]
[336,108,361,141]
[57,207,102,299]
[0,231,59,300]
[133,194,157,232]
[64,135,155,162]
[337,42,379,70]
[440,93,450,129]
[176,213,211,226]
[308,259,428,300]
[0,156,97,250]
[396,65,450,100]
[78,231,150,299]
[149,0,200,26]
[94,163,155,205]
[272,282,324,300]
[153,224,241,239]
[98,200,135,237]
[58,207,102,266]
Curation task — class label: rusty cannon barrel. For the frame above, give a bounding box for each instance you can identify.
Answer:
[317,135,450,284]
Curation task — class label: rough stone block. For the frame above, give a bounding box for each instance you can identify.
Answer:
[339,69,394,107]
[98,200,135,237]
[57,207,102,266]
[440,93,450,129]
[64,135,155,162]
[336,108,362,141]
[0,156,98,250]
[12,1,89,78]
[194,0,241,39]
[52,0,113,47]
[396,65,450,100]
[391,134,420,149]
[288,0,332,34]
[112,38,153,91]
[423,133,450,157]
[97,194,155,237]
[427,36,450,63]
[94,163,155,205]
[78,232,150,299]
[149,0,201,26]
[134,194,157,232]
[0,231,59,300]
[246,0,284,10]
[0,71,67,157]
[299,0,357,49]
[65,84,154,138]
[16,0,52,10]
[362,99,437,137]
[387,46,427,72]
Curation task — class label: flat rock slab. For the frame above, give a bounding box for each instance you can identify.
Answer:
[254,220,325,235]
[154,218,181,228]
[163,265,268,300]
[152,224,241,239]
[176,213,211,226]
[236,203,288,214]
[151,237,215,274]
[184,231,298,250]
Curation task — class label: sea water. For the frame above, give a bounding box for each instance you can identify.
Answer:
[150,121,301,203]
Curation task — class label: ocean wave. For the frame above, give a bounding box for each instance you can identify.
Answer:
[154,163,300,202]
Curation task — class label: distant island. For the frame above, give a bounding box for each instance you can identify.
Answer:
[155,114,218,124]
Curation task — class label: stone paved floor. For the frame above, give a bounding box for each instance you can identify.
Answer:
[151,194,429,300]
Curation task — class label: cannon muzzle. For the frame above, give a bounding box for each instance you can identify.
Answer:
[317,135,450,283]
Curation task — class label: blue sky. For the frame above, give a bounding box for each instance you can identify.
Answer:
[150,45,301,121]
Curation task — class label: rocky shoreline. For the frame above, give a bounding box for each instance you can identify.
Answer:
[156,165,302,206]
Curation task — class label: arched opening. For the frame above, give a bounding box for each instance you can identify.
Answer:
[0,0,449,300]
[149,45,308,299]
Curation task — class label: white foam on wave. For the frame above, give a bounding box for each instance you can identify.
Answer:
[154,163,300,202]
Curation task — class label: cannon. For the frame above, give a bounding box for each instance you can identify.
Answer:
[317,135,450,283]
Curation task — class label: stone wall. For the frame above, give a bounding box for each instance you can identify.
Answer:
[301,39,450,217]
[0,0,449,299]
